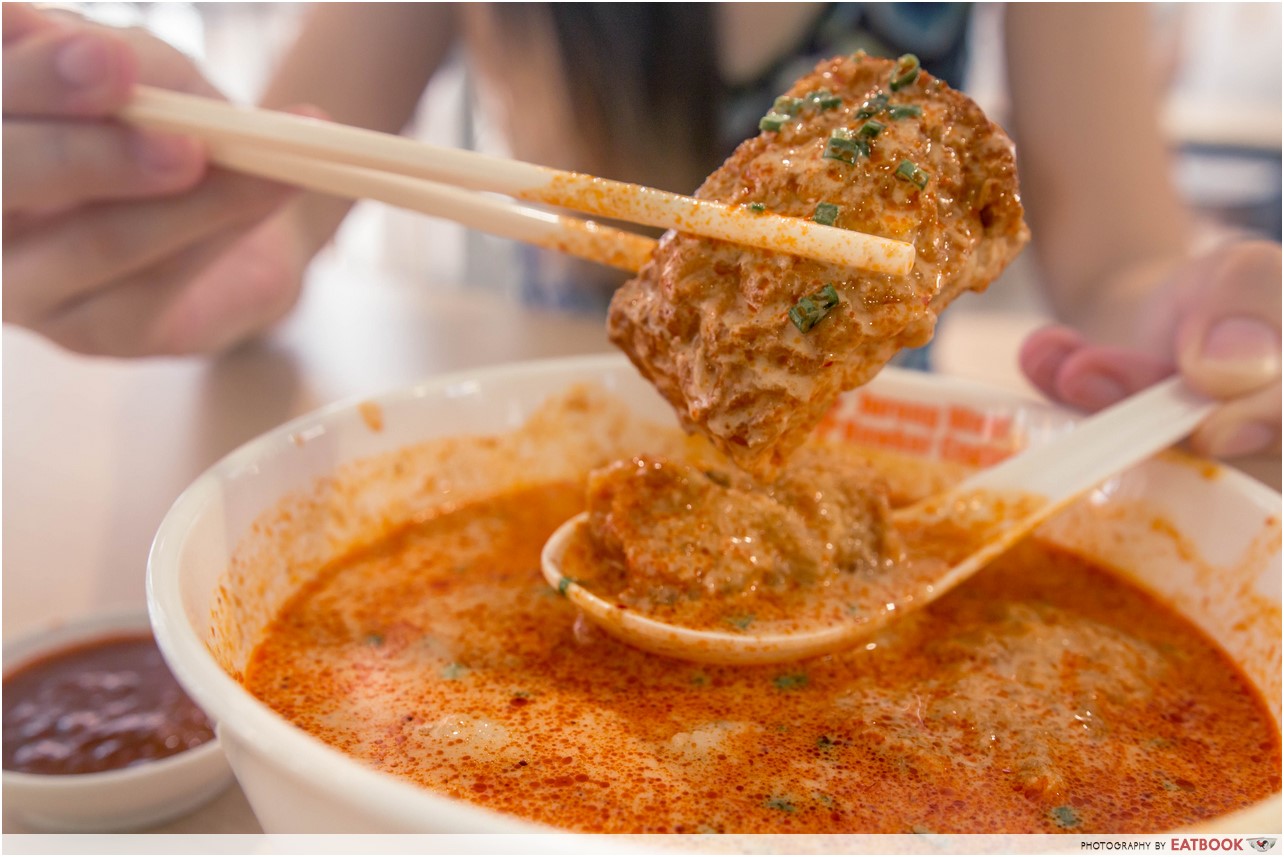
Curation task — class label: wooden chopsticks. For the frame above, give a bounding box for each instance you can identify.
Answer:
[121,86,916,276]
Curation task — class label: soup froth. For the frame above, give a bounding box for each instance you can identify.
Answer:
[240,406,1280,833]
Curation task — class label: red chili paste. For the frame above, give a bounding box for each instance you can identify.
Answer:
[3,634,215,776]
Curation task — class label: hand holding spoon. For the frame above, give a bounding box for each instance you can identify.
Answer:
[542,377,1215,665]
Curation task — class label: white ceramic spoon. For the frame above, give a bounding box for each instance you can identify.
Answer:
[542,377,1215,664]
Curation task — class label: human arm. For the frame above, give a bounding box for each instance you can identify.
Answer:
[256,2,458,261]
[1003,4,1280,463]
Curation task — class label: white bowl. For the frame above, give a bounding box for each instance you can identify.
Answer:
[147,354,1281,834]
[2,609,235,832]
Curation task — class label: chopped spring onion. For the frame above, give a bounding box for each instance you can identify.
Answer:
[812,202,841,226]
[788,284,840,333]
[746,202,766,214]
[760,95,808,131]
[823,129,868,164]
[890,53,921,91]
[895,159,930,189]
[888,104,923,120]
[823,138,858,163]
[773,672,810,690]
[856,92,889,118]
[858,120,885,139]
[764,796,797,813]
[806,88,843,110]
[773,95,804,116]
[759,112,791,132]
[1050,806,1082,829]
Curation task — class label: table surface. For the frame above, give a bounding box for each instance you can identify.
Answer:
[2,255,614,834]
[2,253,1275,834]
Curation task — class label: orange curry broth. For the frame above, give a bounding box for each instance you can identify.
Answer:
[243,482,1279,834]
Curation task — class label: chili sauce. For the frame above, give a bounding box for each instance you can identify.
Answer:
[3,633,216,776]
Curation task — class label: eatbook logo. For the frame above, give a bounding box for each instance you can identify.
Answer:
[1248,840,1276,853]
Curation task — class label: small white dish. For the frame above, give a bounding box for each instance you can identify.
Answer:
[2,609,235,832]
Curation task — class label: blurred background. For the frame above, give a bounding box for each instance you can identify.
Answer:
[50,1,1283,298]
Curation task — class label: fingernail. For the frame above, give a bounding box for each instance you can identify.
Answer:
[1021,328,1083,385]
[1204,421,1277,459]
[135,133,198,175]
[56,36,112,89]
[1200,317,1281,377]
[1066,372,1128,411]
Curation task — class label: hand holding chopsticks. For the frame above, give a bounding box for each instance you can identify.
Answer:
[120,87,915,276]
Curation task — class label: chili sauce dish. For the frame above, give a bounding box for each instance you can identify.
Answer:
[146,354,1281,835]
[2,609,234,832]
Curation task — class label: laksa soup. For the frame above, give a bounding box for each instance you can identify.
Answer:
[202,383,1280,835]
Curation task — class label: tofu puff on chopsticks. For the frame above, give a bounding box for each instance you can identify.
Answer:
[608,53,1029,478]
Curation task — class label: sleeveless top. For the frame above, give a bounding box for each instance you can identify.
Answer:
[720,3,972,154]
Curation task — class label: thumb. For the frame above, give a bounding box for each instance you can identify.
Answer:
[1175,241,1281,400]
